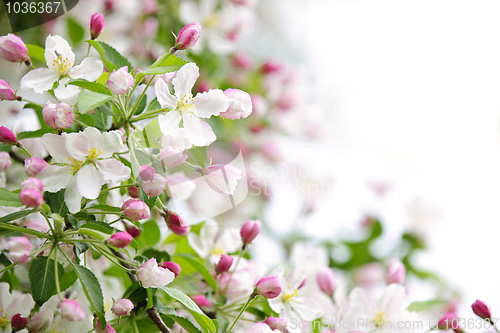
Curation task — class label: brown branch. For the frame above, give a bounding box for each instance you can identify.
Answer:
[147,306,171,333]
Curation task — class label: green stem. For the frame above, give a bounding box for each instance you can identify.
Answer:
[226,294,257,333]
[54,245,62,300]
[0,262,17,274]
[146,288,153,309]
[130,109,167,122]
[77,227,106,240]
[40,210,56,237]
[129,75,156,119]
[16,144,32,158]
[0,222,50,239]
[100,184,136,194]
[222,247,246,296]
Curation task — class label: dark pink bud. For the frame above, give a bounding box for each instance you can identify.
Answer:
[192,295,211,308]
[216,254,233,274]
[438,313,460,330]
[107,231,132,248]
[317,267,337,297]
[19,188,44,207]
[127,186,140,198]
[0,126,16,144]
[472,300,491,320]
[256,275,282,299]
[261,61,282,74]
[196,80,210,94]
[265,317,287,332]
[240,220,261,244]
[161,261,181,277]
[386,258,405,285]
[11,313,27,331]
[124,222,141,238]
[0,80,15,101]
[176,22,201,50]
[95,319,116,333]
[0,34,28,62]
[90,13,105,39]
[121,199,150,221]
[166,212,191,236]
[24,156,48,177]
[112,299,134,316]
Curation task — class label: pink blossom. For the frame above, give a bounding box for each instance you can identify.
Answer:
[60,299,85,321]
[386,258,406,285]
[24,156,48,177]
[220,89,253,120]
[95,319,116,333]
[316,267,337,297]
[139,165,155,181]
[107,231,133,248]
[90,13,105,39]
[216,254,233,274]
[137,258,175,288]
[0,126,16,144]
[472,300,491,320]
[0,151,12,172]
[0,34,28,62]
[21,177,43,191]
[42,102,74,129]
[192,295,211,308]
[175,22,201,50]
[240,220,261,245]
[112,299,134,316]
[256,275,282,299]
[160,261,181,277]
[19,188,44,207]
[0,79,16,100]
[6,236,32,263]
[107,66,133,95]
[121,199,150,221]
[166,212,191,236]
[140,173,167,197]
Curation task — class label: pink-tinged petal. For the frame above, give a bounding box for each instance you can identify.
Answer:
[69,57,103,81]
[36,165,72,192]
[65,176,82,214]
[94,130,123,158]
[41,134,70,163]
[45,35,75,70]
[77,164,103,199]
[96,159,131,183]
[153,266,175,287]
[182,115,216,146]
[193,89,229,118]
[155,79,177,109]
[20,68,59,93]
[172,63,199,98]
[80,127,101,148]
[158,112,181,137]
[64,132,89,161]
[54,77,80,105]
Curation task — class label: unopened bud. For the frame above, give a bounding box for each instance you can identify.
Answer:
[160,261,181,277]
[42,102,74,129]
[19,188,44,207]
[472,300,491,320]
[0,79,16,100]
[121,199,150,221]
[28,310,53,333]
[0,126,16,144]
[0,34,28,62]
[90,13,105,40]
[216,254,233,274]
[107,66,133,95]
[11,313,28,331]
[256,275,282,299]
[24,156,48,177]
[22,177,43,191]
[139,165,155,181]
[112,299,134,316]
[220,89,253,120]
[316,267,337,297]
[59,299,85,321]
[175,22,201,50]
[386,258,406,285]
[165,212,190,236]
[240,220,261,244]
[106,231,133,248]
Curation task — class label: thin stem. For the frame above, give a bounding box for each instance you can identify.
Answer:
[16,144,32,158]
[100,184,136,194]
[130,109,167,122]
[226,294,257,333]
[222,247,246,296]
[87,44,91,57]
[54,245,63,300]
[92,245,135,272]
[0,221,49,239]
[491,321,500,333]
[0,262,17,274]
[129,75,156,119]
[40,210,56,237]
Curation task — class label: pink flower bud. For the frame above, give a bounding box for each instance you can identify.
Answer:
[0,126,16,144]
[19,188,44,207]
[127,186,140,198]
[166,212,191,236]
[137,258,175,288]
[265,317,287,332]
[6,236,32,263]
[107,66,133,95]
[316,267,337,297]
[0,151,12,172]
[24,156,48,177]
[261,61,282,74]
[472,300,491,320]
[216,254,233,274]
[232,53,253,70]
[95,319,116,333]
[28,310,53,333]
[256,275,282,299]
[192,295,211,308]
[60,299,85,321]
[139,165,155,181]
[386,258,406,285]
[11,313,28,331]
[175,22,201,50]
[121,199,150,221]
[140,173,167,197]
[160,261,181,277]
[107,231,133,248]
[0,79,16,100]
[196,80,210,93]
[160,146,187,167]
[112,299,134,316]
[0,34,28,62]
[124,221,141,238]
[21,219,50,234]
[438,313,460,330]
[22,177,43,191]
[90,13,105,39]
[240,220,261,244]
[42,102,74,129]
[220,89,253,120]
[277,91,295,111]
[247,323,274,333]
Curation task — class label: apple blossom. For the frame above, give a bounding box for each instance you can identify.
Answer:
[202,163,241,195]
[0,34,28,62]
[6,236,33,263]
[232,53,253,70]
[386,258,406,285]
[166,212,191,236]
[161,261,181,277]
[28,310,53,333]
[472,300,491,320]
[160,131,191,168]
[216,254,233,274]
[137,258,175,288]
[11,313,27,331]
[0,282,35,332]
[240,220,261,245]
[107,66,133,95]
[112,299,134,316]
[220,89,253,120]
[59,299,85,321]
[256,275,282,299]
[265,317,287,332]
[42,101,74,129]
[95,320,116,333]
[36,127,130,214]
[127,186,140,198]
[0,151,11,172]
[156,63,229,146]
[140,173,167,197]
[21,177,43,191]
[0,79,16,101]
[19,188,44,207]
[121,199,150,221]
[192,295,211,308]
[175,22,202,50]
[316,267,337,297]
[90,13,105,40]
[247,322,274,333]
[438,312,460,330]
[139,165,155,181]
[106,231,133,248]
[24,156,49,177]
[0,126,16,144]
[261,61,282,74]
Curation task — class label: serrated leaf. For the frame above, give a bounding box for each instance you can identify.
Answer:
[87,40,133,72]
[146,97,161,112]
[91,109,112,131]
[0,209,35,222]
[68,79,112,95]
[17,128,53,140]
[80,221,114,234]
[136,220,161,247]
[0,188,22,207]
[175,254,216,290]
[43,189,69,217]
[73,265,106,328]
[58,269,78,293]
[75,114,96,128]
[134,94,147,115]
[66,17,85,45]
[407,299,447,312]
[78,89,114,114]
[136,53,187,83]
[26,44,45,62]
[158,305,203,333]
[29,256,64,305]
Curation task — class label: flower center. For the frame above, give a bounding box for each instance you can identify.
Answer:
[88,147,102,162]
[177,95,195,117]
[205,14,219,28]
[0,314,8,328]
[52,54,72,75]
[66,157,83,174]
[211,244,224,255]
[283,288,299,303]
[373,311,388,327]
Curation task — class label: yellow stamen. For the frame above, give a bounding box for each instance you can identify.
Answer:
[52,55,72,75]
[211,244,224,256]
[66,156,83,174]
[177,95,196,117]
[283,289,299,302]
[88,147,102,162]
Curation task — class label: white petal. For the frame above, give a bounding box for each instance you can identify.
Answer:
[20,68,59,93]
[64,132,89,161]
[218,228,242,254]
[76,164,103,199]
[69,57,103,81]
[81,127,102,148]
[290,297,324,321]
[193,89,229,118]
[96,159,131,183]
[268,296,284,314]
[172,63,199,98]
[41,133,70,163]
[94,130,123,158]
[182,115,215,146]
[36,165,72,192]
[187,233,210,259]
[153,267,175,287]
[54,77,80,105]
[155,79,177,109]
[179,0,202,23]
[378,284,406,314]
[65,176,82,214]
[45,35,75,70]
[158,112,181,137]
[286,267,307,290]
[349,287,377,318]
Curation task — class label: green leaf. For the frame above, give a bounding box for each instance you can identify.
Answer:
[134,94,147,115]
[17,128,53,140]
[92,109,112,131]
[80,221,114,234]
[174,254,217,290]
[78,89,115,114]
[0,188,22,207]
[136,220,161,247]
[26,44,45,62]
[0,209,35,223]
[146,97,161,112]
[407,299,447,312]
[75,114,96,128]
[139,188,158,211]
[68,79,112,95]
[87,40,133,72]
[66,17,85,45]
[159,286,216,333]
[29,256,64,305]
[86,204,121,213]
[73,265,106,328]
[73,242,90,258]
[43,189,69,217]
[103,266,132,289]
[142,249,170,263]
[158,305,203,333]
[58,269,78,293]
[136,53,187,83]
